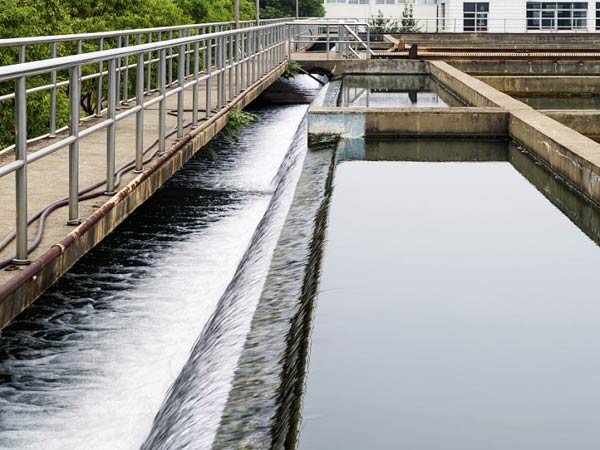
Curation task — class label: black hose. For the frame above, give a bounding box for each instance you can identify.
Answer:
[0,121,189,270]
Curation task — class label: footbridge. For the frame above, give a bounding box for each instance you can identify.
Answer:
[0,19,374,328]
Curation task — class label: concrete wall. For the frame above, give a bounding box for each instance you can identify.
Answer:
[308,107,508,138]
[544,110,600,141]
[429,60,600,205]
[451,60,600,76]
[298,58,427,76]
[394,32,600,48]
[478,75,600,95]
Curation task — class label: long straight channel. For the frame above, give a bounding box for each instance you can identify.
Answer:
[0,85,317,449]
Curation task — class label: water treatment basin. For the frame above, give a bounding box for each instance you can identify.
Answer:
[298,138,600,450]
[339,75,466,108]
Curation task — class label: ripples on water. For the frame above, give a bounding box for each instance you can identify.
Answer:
[0,103,310,450]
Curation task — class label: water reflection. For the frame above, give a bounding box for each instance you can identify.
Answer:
[298,138,600,450]
[339,75,465,108]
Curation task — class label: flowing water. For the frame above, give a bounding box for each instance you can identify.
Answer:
[0,101,312,450]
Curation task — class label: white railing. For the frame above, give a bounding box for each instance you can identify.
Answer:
[0,23,293,265]
[324,16,600,33]
[0,20,362,266]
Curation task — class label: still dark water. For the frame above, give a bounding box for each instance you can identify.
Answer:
[299,140,600,450]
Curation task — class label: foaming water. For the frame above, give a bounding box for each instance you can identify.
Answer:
[141,119,309,450]
[0,104,308,450]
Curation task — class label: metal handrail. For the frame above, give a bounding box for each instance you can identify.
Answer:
[0,23,287,80]
[0,20,363,265]
[0,21,302,265]
[0,19,291,48]
[289,21,372,60]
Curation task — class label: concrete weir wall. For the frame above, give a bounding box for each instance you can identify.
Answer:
[450,60,600,76]
[478,75,600,96]
[306,58,600,207]
[308,108,508,138]
[0,63,288,330]
[543,111,600,140]
[429,61,600,205]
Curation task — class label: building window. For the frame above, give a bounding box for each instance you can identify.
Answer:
[464,2,489,31]
[526,2,588,30]
[596,2,600,29]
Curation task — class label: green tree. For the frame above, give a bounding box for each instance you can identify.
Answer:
[260,0,325,19]
[400,3,421,33]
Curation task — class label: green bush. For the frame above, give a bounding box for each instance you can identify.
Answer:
[0,0,323,149]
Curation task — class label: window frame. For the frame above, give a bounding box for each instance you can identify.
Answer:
[463,2,489,32]
[526,2,588,30]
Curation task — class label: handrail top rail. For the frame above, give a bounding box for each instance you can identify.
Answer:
[0,22,293,81]
[0,18,291,48]
[0,20,372,82]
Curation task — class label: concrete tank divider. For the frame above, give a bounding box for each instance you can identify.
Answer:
[428,60,600,205]
[450,60,600,76]
[307,107,508,139]
[478,75,600,96]
[543,110,600,140]
[305,59,600,205]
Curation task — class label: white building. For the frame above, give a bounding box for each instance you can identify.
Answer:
[323,0,600,32]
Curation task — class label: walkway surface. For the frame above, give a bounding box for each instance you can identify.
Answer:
[0,70,247,286]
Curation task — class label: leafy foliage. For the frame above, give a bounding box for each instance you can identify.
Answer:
[283,60,303,79]
[260,0,324,19]
[400,4,421,33]
[0,0,323,149]
[368,11,401,34]
[221,109,259,143]
[368,7,421,34]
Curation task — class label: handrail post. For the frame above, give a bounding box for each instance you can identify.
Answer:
[68,65,81,225]
[158,49,167,154]
[13,76,29,265]
[229,34,234,101]
[97,38,105,117]
[217,36,224,109]
[367,24,371,59]
[205,38,212,119]
[106,58,117,194]
[49,42,57,136]
[192,41,199,129]
[116,36,122,109]
[177,44,185,140]
[146,33,153,94]
[135,52,144,172]
[168,31,174,86]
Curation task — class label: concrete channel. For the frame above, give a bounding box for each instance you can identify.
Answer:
[3,28,600,448]
[3,32,600,331]
[0,62,288,329]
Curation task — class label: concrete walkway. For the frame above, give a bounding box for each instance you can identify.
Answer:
[0,63,285,312]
